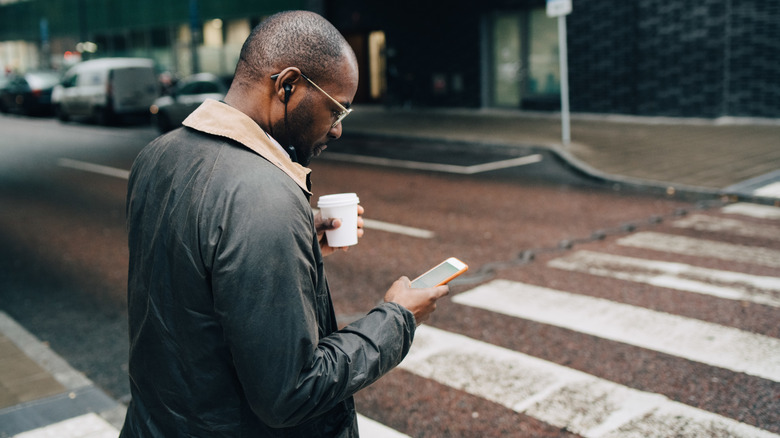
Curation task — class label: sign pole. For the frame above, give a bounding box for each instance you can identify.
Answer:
[558,14,570,146]
[547,0,572,146]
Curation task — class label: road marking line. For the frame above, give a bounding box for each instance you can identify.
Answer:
[322,152,543,174]
[618,231,780,268]
[59,158,435,240]
[722,203,780,220]
[673,214,780,240]
[401,325,779,438]
[754,181,780,198]
[451,279,780,382]
[363,218,435,239]
[13,413,117,438]
[57,158,130,180]
[357,414,411,438]
[548,250,780,307]
[311,208,434,239]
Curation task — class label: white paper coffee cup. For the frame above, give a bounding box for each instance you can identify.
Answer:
[317,193,360,247]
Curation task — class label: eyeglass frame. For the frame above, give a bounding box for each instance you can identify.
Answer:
[270,71,353,128]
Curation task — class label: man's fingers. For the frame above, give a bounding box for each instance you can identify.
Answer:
[432,285,450,299]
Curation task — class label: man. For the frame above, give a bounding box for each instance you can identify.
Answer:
[121,10,449,438]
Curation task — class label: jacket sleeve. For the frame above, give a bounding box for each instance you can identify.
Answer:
[202,170,415,429]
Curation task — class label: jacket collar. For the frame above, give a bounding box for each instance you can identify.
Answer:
[183,99,312,196]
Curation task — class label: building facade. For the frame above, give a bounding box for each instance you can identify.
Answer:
[2,0,779,118]
[328,0,780,118]
[0,0,321,76]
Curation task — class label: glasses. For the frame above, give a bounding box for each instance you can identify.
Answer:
[271,72,353,128]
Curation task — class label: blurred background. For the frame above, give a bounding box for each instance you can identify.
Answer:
[1,0,778,118]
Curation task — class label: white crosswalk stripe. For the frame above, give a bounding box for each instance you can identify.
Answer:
[617,231,780,268]
[547,250,780,307]
[452,279,780,382]
[721,203,780,220]
[399,325,779,438]
[357,415,411,438]
[754,182,780,198]
[673,214,780,240]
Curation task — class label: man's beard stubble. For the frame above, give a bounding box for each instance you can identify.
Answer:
[276,99,319,167]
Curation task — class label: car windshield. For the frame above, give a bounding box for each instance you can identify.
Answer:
[26,72,61,89]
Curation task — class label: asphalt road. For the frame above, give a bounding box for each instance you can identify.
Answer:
[1,114,778,437]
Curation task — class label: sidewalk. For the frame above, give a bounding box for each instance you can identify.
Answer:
[345,106,780,203]
[0,312,123,438]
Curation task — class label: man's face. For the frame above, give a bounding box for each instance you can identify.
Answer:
[274,61,358,166]
[272,92,321,167]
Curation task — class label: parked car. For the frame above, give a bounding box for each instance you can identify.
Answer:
[0,70,61,116]
[0,75,10,111]
[150,73,229,132]
[0,74,9,93]
[53,58,159,125]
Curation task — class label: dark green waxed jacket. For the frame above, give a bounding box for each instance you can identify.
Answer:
[121,101,415,437]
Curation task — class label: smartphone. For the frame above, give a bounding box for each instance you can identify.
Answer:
[410,257,469,288]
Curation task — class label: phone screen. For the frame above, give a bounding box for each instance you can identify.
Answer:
[411,261,462,288]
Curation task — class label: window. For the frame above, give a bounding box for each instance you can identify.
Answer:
[62,74,78,88]
[488,9,561,109]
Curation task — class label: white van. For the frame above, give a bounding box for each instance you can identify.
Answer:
[54,58,159,124]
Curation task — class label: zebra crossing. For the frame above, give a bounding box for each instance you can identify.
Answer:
[359,201,780,437]
[451,279,780,383]
[398,326,777,438]
[13,201,778,437]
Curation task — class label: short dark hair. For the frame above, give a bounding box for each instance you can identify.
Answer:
[234,10,349,87]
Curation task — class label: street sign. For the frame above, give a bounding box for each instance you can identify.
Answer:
[547,0,572,17]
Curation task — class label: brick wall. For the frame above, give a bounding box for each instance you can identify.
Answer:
[568,0,780,118]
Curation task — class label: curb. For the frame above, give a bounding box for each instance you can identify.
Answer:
[0,312,124,437]
[338,131,733,203]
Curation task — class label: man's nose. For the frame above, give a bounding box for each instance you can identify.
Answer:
[328,122,343,139]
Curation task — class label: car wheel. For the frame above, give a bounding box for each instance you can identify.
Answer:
[93,106,114,126]
[55,105,70,122]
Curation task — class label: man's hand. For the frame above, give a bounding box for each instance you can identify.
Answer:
[384,277,449,326]
[315,205,364,256]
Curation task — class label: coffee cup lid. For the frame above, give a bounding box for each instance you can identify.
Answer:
[317,193,359,208]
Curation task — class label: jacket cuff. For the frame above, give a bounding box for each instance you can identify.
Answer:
[380,301,416,333]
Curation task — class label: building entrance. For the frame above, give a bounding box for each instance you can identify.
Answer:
[487,8,561,110]
[345,30,387,104]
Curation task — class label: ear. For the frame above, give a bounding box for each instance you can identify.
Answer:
[271,67,303,104]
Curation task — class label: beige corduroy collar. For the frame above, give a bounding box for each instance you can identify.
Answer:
[183,99,311,195]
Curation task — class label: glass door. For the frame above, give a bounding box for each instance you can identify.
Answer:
[488,9,560,109]
[526,9,560,104]
[491,12,523,107]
